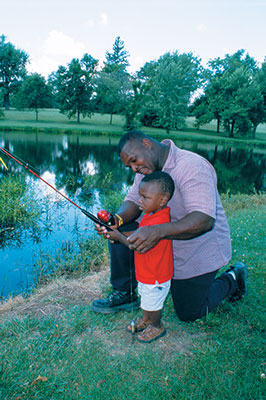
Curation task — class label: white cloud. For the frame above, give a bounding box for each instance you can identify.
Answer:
[43,30,86,57]
[128,55,145,73]
[100,13,108,25]
[27,30,87,78]
[196,24,207,33]
[87,19,95,28]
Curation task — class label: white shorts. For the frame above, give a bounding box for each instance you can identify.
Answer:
[137,280,171,311]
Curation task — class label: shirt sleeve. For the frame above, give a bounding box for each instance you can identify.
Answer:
[124,173,143,205]
[176,159,217,218]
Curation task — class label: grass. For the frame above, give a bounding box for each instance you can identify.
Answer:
[0,193,266,399]
[0,174,41,232]
[1,108,266,147]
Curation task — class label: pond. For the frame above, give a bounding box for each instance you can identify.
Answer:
[1,131,266,298]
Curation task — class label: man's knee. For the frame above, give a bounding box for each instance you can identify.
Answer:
[174,307,204,322]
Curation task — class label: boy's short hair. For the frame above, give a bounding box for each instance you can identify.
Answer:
[141,171,175,201]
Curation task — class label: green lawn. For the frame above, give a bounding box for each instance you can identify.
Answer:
[1,108,266,146]
[0,194,266,400]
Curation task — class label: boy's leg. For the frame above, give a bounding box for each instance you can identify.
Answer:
[148,310,161,328]
[136,282,169,343]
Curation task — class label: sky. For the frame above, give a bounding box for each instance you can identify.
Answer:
[1,0,266,78]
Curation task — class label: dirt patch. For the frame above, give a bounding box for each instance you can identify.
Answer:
[0,267,109,320]
[0,266,204,356]
[89,323,200,358]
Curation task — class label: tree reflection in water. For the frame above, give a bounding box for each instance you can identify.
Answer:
[0,132,265,297]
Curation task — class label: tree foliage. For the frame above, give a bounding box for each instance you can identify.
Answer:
[95,37,131,124]
[135,52,202,132]
[15,73,52,121]
[193,50,266,138]
[52,54,98,123]
[0,35,28,110]
[103,36,129,73]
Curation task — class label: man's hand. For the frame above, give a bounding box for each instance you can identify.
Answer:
[127,225,161,253]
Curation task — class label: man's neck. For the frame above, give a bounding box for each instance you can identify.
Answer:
[158,143,170,170]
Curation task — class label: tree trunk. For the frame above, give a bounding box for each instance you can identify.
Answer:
[35,109,38,122]
[229,120,235,138]
[217,118,220,133]
[77,110,80,123]
[110,112,113,125]
[3,92,9,110]
[252,125,257,139]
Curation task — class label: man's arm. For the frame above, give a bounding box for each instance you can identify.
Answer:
[94,200,141,238]
[127,211,214,254]
[115,200,141,224]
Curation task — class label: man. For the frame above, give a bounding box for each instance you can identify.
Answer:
[92,130,247,321]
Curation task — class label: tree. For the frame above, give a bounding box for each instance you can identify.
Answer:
[249,60,266,138]
[52,54,98,123]
[15,73,52,121]
[141,52,202,133]
[0,35,29,110]
[123,79,146,130]
[193,50,262,138]
[95,37,131,124]
[95,69,131,124]
[103,36,129,73]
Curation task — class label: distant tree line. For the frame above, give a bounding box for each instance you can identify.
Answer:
[0,34,266,138]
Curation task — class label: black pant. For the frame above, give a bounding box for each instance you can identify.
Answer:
[109,223,236,321]
[109,221,139,292]
[170,270,237,321]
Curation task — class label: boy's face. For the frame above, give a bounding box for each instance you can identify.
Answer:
[138,181,168,214]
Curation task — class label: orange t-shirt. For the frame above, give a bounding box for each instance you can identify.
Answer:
[134,207,173,284]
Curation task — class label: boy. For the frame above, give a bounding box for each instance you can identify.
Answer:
[106,171,175,343]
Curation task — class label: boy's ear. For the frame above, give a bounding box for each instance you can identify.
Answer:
[160,194,169,207]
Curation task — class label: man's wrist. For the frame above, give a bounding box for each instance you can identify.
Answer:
[115,213,124,227]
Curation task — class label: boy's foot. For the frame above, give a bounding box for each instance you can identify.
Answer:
[91,290,139,314]
[126,317,151,333]
[136,324,166,343]
[226,262,248,302]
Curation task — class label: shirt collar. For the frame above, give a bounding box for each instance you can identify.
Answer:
[161,139,179,170]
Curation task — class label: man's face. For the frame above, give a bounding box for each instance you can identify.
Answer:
[120,139,157,175]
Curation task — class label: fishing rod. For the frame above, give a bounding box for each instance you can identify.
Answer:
[0,146,114,231]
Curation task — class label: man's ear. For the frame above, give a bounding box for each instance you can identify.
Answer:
[142,138,152,149]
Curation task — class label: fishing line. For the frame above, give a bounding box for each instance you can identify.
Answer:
[0,148,40,174]
[0,146,112,231]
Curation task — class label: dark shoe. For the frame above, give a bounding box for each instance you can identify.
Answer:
[227,262,248,302]
[91,290,139,314]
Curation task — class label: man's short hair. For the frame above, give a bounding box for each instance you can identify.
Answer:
[118,130,148,155]
[141,171,175,201]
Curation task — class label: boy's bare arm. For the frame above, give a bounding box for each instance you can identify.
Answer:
[106,229,134,247]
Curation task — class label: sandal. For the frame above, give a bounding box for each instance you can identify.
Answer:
[136,324,166,343]
[126,317,151,333]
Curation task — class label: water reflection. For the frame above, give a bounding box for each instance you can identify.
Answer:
[0,131,266,297]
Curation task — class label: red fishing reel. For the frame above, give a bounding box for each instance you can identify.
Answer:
[97,210,116,226]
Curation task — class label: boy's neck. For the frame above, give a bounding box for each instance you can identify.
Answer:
[149,205,167,215]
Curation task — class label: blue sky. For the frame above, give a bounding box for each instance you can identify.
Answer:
[1,0,266,77]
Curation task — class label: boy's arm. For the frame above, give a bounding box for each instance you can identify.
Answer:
[106,229,134,247]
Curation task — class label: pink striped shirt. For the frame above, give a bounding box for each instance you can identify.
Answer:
[125,139,232,279]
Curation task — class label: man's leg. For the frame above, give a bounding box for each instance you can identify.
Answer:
[92,221,139,313]
[171,268,239,322]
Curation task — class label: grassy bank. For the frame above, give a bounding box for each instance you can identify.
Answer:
[0,193,266,400]
[1,108,266,147]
